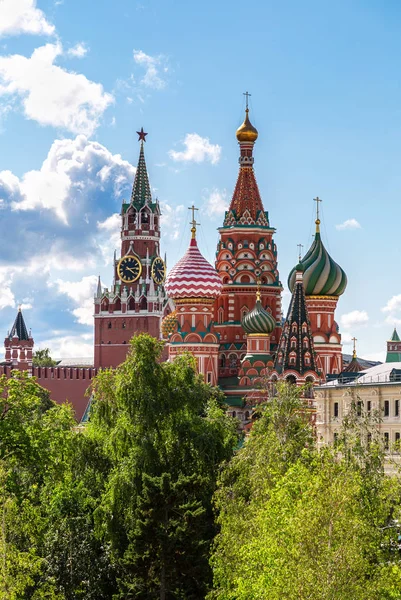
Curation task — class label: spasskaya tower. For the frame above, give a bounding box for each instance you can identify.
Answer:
[94,129,170,368]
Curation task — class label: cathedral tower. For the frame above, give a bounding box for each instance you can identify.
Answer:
[94,129,170,368]
[214,100,282,379]
[165,208,222,386]
[288,199,347,377]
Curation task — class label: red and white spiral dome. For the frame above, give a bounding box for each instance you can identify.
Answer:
[165,237,222,299]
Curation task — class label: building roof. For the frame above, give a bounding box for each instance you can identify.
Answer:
[390,328,400,342]
[8,308,30,341]
[56,357,94,367]
[321,361,401,387]
[288,221,347,297]
[165,236,222,300]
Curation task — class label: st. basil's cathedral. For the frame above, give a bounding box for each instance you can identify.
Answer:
[0,103,356,423]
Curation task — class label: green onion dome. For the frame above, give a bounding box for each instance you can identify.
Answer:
[242,298,276,335]
[288,224,347,296]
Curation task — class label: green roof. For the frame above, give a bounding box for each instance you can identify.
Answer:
[390,328,400,342]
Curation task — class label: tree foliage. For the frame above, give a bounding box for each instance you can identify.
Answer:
[32,348,58,367]
[209,383,401,599]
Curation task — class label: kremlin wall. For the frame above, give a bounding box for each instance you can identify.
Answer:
[1,104,399,437]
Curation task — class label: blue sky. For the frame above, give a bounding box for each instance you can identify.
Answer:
[0,0,400,361]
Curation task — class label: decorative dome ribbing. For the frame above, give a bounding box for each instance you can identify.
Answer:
[165,238,222,300]
[242,298,275,335]
[288,226,347,297]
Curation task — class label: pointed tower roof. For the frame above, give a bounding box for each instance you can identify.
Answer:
[288,198,347,297]
[274,264,319,376]
[386,327,401,363]
[9,307,30,341]
[343,337,364,373]
[130,128,152,209]
[223,101,269,228]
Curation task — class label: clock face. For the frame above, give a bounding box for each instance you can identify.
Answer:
[117,255,142,284]
[151,256,166,285]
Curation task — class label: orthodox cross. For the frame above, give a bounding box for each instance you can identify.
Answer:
[313,196,322,221]
[189,205,200,239]
[351,336,357,358]
[243,91,251,110]
[297,243,304,262]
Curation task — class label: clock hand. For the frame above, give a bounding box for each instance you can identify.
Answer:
[126,267,138,275]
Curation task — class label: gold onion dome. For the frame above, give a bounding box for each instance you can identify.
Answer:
[236,109,258,143]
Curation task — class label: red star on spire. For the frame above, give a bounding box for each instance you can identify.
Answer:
[136,127,148,142]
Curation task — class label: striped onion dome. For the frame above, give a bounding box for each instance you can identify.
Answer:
[288,229,347,297]
[242,299,275,335]
[165,238,222,299]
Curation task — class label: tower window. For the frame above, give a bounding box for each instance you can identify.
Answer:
[108,322,112,329]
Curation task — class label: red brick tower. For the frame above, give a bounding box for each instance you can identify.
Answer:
[4,307,34,371]
[94,129,170,368]
[214,101,283,380]
[165,208,222,386]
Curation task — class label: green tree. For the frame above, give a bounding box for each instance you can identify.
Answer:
[32,348,57,367]
[210,384,401,600]
[89,334,237,599]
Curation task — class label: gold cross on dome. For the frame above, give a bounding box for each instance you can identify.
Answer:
[189,205,200,239]
[351,336,357,359]
[243,91,251,110]
[313,196,322,221]
[297,243,304,262]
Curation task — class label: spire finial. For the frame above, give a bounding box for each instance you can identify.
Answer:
[18,304,21,312]
[297,243,304,262]
[136,127,148,143]
[351,336,357,360]
[313,196,322,233]
[243,90,251,111]
[256,279,261,302]
[189,205,200,239]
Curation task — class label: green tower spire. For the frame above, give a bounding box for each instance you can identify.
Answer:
[386,328,401,363]
[130,128,152,209]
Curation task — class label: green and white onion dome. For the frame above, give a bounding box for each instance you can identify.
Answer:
[288,227,347,296]
[242,299,276,335]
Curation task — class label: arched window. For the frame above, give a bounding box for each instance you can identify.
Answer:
[286,374,297,385]
[220,354,226,368]
[107,321,112,329]
[128,209,137,227]
[140,297,147,311]
[114,297,121,311]
[101,298,109,312]
[128,296,135,311]
[218,307,224,324]
[291,337,297,349]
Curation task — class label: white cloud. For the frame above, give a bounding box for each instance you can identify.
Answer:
[0,0,55,38]
[53,275,98,325]
[41,333,93,359]
[363,351,386,363]
[340,310,369,330]
[169,134,221,165]
[0,43,113,135]
[67,42,88,58]
[202,188,228,217]
[336,218,361,231]
[133,50,168,89]
[20,302,32,310]
[0,135,134,223]
[0,267,15,310]
[97,213,121,264]
[382,294,401,315]
[160,202,184,241]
